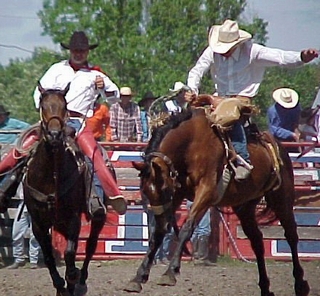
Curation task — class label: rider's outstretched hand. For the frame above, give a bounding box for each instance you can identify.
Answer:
[301,49,319,63]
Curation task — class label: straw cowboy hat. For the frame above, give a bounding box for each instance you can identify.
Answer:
[272,88,299,109]
[139,91,158,107]
[120,86,133,96]
[0,105,10,116]
[169,81,189,92]
[208,19,252,54]
[60,31,98,50]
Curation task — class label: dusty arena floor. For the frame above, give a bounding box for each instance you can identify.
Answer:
[0,258,319,296]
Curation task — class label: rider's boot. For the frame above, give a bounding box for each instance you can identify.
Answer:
[77,127,127,215]
[84,158,107,219]
[0,134,38,212]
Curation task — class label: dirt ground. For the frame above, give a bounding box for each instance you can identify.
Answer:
[0,258,319,296]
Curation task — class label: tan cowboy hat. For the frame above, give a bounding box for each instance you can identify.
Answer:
[60,31,98,50]
[272,88,299,109]
[120,86,133,96]
[208,19,252,54]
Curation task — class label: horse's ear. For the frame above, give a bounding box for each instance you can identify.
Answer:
[132,161,145,171]
[38,81,46,95]
[62,82,71,97]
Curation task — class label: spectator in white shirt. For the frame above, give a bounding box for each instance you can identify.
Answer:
[187,19,318,180]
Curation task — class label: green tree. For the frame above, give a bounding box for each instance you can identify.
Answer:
[38,0,267,97]
[0,48,65,123]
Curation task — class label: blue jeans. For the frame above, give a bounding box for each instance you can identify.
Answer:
[12,202,41,264]
[67,119,104,202]
[187,200,211,241]
[228,121,250,162]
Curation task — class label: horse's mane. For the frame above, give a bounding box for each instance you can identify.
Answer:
[145,109,193,156]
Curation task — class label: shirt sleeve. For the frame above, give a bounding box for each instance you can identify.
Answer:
[187,46,214,94]
[103,105,112,141]
[135,106,143,142]
[109,104,118,141]
[267,106,295,141]
[252,43,304,68]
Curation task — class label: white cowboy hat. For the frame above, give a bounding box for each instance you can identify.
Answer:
[169,81,188,92]
[120,86,132,96]
[208,19,252,54]
[272,88,299,109]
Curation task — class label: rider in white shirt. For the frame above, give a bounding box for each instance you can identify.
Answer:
[187,19,319,180]
[0,31,127,217]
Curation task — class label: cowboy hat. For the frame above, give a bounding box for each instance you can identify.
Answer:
[60,31,98,50]
[169,81,189,92]
[272,88,299,109]
[139,91,157,106]
[208,19,252,54]
[0,105,10,116]
[120,86,133,96]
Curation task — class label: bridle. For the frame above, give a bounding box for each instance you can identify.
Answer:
[145,151,181,215]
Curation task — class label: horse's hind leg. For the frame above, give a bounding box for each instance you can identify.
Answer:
[233,200,274,296]
[74,216,105,296]
[265,189,310,296]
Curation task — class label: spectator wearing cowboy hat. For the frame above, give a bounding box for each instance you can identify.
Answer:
[0,31,127,217]
[110,86,143,142]
[267,88,301,143]
[139,91,158,142]
[187,19,318,181]
[165,81,190,113]
[0,105,29,144]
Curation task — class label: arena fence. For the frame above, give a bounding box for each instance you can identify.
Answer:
[1,141,320,262]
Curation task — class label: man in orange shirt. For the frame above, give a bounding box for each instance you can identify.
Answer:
[86,101,112,141]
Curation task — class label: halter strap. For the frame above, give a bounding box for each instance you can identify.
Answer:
[148,151,179,182]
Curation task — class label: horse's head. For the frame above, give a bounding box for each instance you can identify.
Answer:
[133,152,179,231]
[38,82,70,146]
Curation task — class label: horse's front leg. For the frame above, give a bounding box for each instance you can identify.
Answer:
[157,217,194,287]
[75,215,105,296]
[32,223,66,294]
[64,217,81,294]
[124,213,167,293]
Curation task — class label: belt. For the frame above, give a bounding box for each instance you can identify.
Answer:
[69,111,84,118]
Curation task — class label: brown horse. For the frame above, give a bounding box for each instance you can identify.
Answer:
[23,84,105,296]
[125,108,310,296]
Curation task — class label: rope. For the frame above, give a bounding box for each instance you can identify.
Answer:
[219,211,256,264]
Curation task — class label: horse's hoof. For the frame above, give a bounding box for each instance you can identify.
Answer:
[74,283,88,296]
[66,268,81,285]
[123,281,143,293]
[157,273,177,286]
[295,280,310,296]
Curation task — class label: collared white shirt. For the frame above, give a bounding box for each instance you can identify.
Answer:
[33,60,119,117]
[187,40,303,97]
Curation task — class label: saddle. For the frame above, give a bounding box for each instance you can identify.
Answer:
[189,95,283,195]
[189,94,259,130]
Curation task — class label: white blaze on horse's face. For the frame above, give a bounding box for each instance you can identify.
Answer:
[148,183,156,193]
